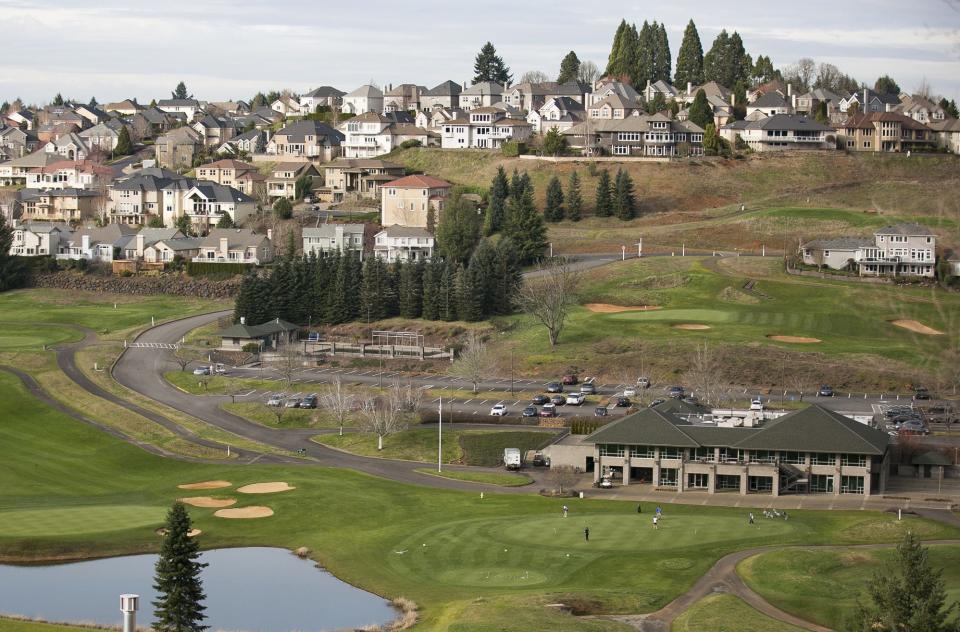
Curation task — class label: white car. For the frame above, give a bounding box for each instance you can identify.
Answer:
[750,398,764,411]
[192,366,211,376]
[565,392,585,406]
[623,387,637,397]
[266,393,286,407]
[490,404,508,416]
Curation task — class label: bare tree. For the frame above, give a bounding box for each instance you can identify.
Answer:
[392,379,424,415]
[783,58,816,92]
[916,76,932,99]
[272,341,302,390]
[252,181,270,210]
[447,332,498,393]
[547,465,579,494]
[578,61,600,86]
[263,400,288,425]
[173,346,205,372]
[813,63,841,92]
[684,342,725,406]
[515,261,583,347]
[359,387,409,451]
[321,375,354,436]
[520,70,551,84]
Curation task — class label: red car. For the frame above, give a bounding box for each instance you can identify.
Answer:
[562,374,579,385]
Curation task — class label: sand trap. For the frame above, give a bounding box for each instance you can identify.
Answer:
[890,319,944,336]
[179,497,237,508]
[673,324,712,330]
[178,480,232,490]
[156,528,202,537]
[215,506,274,519]
[237,482,295,494]
[768,335,822,344]
[584,303,662,313]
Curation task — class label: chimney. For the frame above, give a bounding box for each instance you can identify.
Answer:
[81,234,90,252]
[267,228,273,241]
[687,82,692,96]
[240,316,246,325]
[120,594,139,632]
[792,94,797,110]
[219,236,228,254]
[136,232,144,255]
[787,83,792,97]
[730,91,736,106]
[863,88,868,112]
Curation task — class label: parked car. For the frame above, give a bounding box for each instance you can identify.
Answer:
[266,393,286,407]
[899,422,929,436]
[546,382,563,393]
[637,377,651,389]
[682,395,699,404]
[550,394,566,406]
[597,475,613,489]
[651,398,666,407]
[623,387,637,397]
[667,386,684,398]
[300,394,318,409]
[594,406,608,417]
[193,366,211,376]
[566,392,585,406]
[490,404,508,417]
[539,403,557,417]
[562,374,579,385]
[615,396,631,407]
[914,388,932,401]
[532,452,549,467]
[750,398,764,411]
[522,406,538,418]
[284,397,302,408]
[531,394,550,405]
[580,381,597,395]
[818,385,834,397]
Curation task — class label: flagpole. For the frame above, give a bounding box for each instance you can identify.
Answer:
[438,396,443,473]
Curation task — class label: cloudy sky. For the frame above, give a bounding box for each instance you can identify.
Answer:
[1,0,958,105]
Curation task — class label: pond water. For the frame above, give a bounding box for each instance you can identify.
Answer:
[0,547,395,632]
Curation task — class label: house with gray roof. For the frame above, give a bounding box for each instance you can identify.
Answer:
[342,84,384,115]
[579,404,890,496]
[183,182,256,231]
[57,223,138,262]
[564,114,704,157]
[155,126,202,170]
[156,98,201,120]
[109,168,189,225]
[8,220,71,256]
[302,223,365,259]
[746,91,793,118]
[300,86,346,112]
[528,96,586,134]
[194,228,274,265]
[218,317,299,352]
[459,82,505,111]
[801,223,937,277]
[267,120,344,162]
[722,114,836,152]
[374,225,434,262]
[421,80,463,111]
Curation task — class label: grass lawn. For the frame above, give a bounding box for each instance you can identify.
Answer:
[1,372,959,630]
[164,371,280,395]
[737,545,960,630]
[313,428,555,465]
[671,594,804,631]
[0,324,80,351]
[0,620,96,632]
[221,401,339,429]
[414,468,534,487]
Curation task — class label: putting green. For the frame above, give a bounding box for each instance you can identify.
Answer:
[0,505,167,537]
[0,324,79,351]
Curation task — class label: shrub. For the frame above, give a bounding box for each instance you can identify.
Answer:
[501,140,527,157]
[399,139,422,149]
[185,261,252,277]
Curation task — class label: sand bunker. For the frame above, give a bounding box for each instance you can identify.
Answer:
[890,319,944,336]
[215,506,274,519]
[672,324,712,330]
[156,528,202,537]
[178,480,232,490]
[237,482,296,494]
[584,303,662,313]
[768,335,822,344]
[179,497,237,508]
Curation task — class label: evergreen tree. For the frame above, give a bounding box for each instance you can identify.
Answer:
[613,169,636,220]
[438,262,455,321]
[687,89,713,129]
[751,55,779,84]
[542,127,567,156]
[175,214,192,236]
[647,92,667,114]
[294,174,313,200]
[473,42,512,84]
[491,238,522,314]
[874,75,901,95]
[152,502,207,632]
[172,81,191,100]
[557,51,581,84]
[421,261,440,320]
[605,19,631,77]
[703,123,723,156]
[483,166,509,236]
[114,126,133,155]
[0,219,28,292]
[544,176,564,222]
[398,260,423,318]
[216,213,234,229]
[628,22,649,88]
[436,188,480,265]
[732,81,748,120]
[675,20,705,87]
[344,251,362,321]
[509,169,524,202]
[468,239,499,309]
[814,100,829,124]
[251,92,267,108]
[703,30,751,89]
[273,197,293,220]
[505,187,547,265]
[426,207,436,234]
[653,22,671,83]
[52,93,64,106]
[454,264,481,321]
[148,216,166,228]
[594,169,613,217]
[360,256,386,322]
[939,98,959,119]
[88,96,98,107]
[269,259,296,321]
[566,171,582,222]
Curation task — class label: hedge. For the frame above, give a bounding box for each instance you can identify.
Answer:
[185,261,253,277]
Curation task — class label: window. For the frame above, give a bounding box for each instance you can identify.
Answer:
[659,468,678,486]
[691,447,713,461]
[599,444,625,457]
[719,448,741,463]
[842,454,866,467]
[630,445,655,458]
[779,451,804,464]
[612,146,630,155]
[687,473,709,489]
[660,447,682,460]
[840,475,864,494]
[752,450,777,463]
[811,452,835,465]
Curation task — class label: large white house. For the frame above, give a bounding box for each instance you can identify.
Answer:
[459,82,504,111]
[340,112,432,158]
[722,115,835,152]
[342,85,384,115]
[440,107,533,149]
[801,223,937,277]
[193,228,274,265]
[182,183,257,232]
[302,224,365,259]
[374,226,434,262]
[8,220,70,256]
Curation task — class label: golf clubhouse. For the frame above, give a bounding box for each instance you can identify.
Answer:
[579,404,891,496]
[217,317,299,352]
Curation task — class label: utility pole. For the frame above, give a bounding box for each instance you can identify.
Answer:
[510,347,515,394]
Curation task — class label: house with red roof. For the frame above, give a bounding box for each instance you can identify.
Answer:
[380,174,452,227]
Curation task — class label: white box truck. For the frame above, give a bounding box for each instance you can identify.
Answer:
[503,448,521,470]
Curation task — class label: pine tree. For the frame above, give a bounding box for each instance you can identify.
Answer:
[454,264,481,321]
[438,262,455,321]
[605,20,630,77]
[426,207,436,234]
[398,260,423,318]
[874,75,901,95]
[216,213,234,229]
[544,176,564,222]
[594,169,613,217]
[613,169,636,220]
[483,166,509,236]
[88,96,98,107]
[703,30,730,86]
[344,251,362,321]
[468,239,499,312]
[152,503,207,632]
[421,261,440,321]
[52,93,64,106]
[360,256,385,322]
[436,188,480,265]
[505,187,547,265]
[647,92,667,114]
[509,169,524,202]
[273,197,293,220]
[654,22,671,83]
[172,81,191,100]
[632,21,654,88]
[814,100,829,124]
[566,171,582,222]
[542,127,567,156]
[557,51,581,84]
[491,238,522,314]
[687,89,713,129]
[473,42,512,84]
[114,126,133,155]
[733,81,747,120]
[675,20,704,88]
[0,219,28,292]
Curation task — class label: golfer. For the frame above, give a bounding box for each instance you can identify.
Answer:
[562,505,569,518]
[748,512,755,525]
[584,526,590,542]
[653,515,659,530]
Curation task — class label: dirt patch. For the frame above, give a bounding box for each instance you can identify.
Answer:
[672,324,712,330]
[890,319,944,336]
[179,497,236,508]
[178,480,232,490]
[583,303,662,313]
[767,335,822,344]
[215,506,274,519]
[156,528,202,537]
[236,482,295,494]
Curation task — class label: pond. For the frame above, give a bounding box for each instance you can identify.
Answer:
[0,547,396,632]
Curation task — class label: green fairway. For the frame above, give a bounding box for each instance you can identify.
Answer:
[671,594,804,631]
[738,545,960,630]
[0,324,79,350]
[414,468,534,487]
[0,505,168,537]
[0,620,90,632]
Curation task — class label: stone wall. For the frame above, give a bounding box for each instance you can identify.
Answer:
[28,271,243,299]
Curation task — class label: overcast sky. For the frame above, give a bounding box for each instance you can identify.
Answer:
[1,0,958,105]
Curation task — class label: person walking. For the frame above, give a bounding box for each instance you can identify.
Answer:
[637,503,642,514]
[562,505,569,518]
[653,515,659,530]
[584,527,590,542]
[655,505,662,517]
[748,512,755,525]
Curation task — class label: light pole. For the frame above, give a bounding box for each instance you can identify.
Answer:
[510,347,515,395]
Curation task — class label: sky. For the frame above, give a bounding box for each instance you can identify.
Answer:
[0,0,958,105]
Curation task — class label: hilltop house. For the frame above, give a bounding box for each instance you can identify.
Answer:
[266,120,343,162]
[374,226,434,262]
[563,114,704,157]
[299,86,346,112]
[109,168,190,226]
[381,174,451,227]
[927,118,960,153]
[182,182,256,231]
[8,220,70,256]
[838,112,936,152]
[503,81,589,112]
[440,107,533,149]
[16,188,100,222]
[459,82,504,111]
[193,228,274,265]
[57,223,137,262]
[342,85,384,115]
[721,115,836,152]
[420,81,463,111]
[195,159,265,196]
[801,223,937,277]
[155,127,202,170]
[302,224,365,259]
[322,158,404,202]
[156,98,201,120]
[340,112,432,158]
